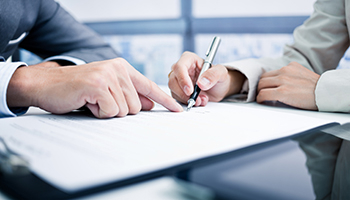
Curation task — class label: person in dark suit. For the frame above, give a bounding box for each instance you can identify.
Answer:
[0,0,183,118]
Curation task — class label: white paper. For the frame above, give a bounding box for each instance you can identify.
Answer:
[0,102,335,192]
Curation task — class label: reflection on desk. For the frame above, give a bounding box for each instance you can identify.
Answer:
[83,177,214,200]
[184,131,350,199]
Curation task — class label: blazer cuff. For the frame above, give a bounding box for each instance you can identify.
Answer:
[0,62,28,117]
[224,58,265,102]
[315,69,350,113]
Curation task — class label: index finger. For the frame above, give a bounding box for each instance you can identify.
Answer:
[132,70,183,112]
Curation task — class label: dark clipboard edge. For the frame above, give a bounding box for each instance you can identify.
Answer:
[0,123,338,200]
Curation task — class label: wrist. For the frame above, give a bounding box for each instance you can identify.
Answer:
[29,61,61,68]
[8,61,64,108]
[7,66,32,107]
[226,70,246,97]
[6,66,42,108]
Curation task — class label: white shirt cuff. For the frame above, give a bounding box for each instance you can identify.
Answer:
[0,62,28,117]
[44,55,86,65]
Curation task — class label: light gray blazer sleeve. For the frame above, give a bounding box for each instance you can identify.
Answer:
[226,0,350,113]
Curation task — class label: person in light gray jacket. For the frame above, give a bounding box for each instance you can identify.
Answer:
[0,0,182,119]
[168,0,350,113]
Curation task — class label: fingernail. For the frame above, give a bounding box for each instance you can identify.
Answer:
[199,77,211,86]
[179,104,184,112]
[184,85,191,95]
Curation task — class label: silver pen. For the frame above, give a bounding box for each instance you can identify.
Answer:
[187,36,221,111]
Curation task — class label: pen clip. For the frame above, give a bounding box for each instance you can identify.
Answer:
[205,37,218,57]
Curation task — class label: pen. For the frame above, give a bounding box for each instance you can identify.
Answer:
[187,36,221,111]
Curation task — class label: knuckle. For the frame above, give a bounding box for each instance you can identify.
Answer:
[142,80,157,98]
[258,89,274,102]
[89,74,108,89]
[258,89,267,99]
[288,61,299,66]
[111,58,128,71]
[170,63,176,71]
[178,78,188,88]
[183,51,201,61]
[219,65,228,74]
[183,51,193,56]
[149,81,157,93]
[113,57,127,65]
[280,66,290,73]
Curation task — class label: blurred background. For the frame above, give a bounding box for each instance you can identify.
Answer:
[21,0,350,85]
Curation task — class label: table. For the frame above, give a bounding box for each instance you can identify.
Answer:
[1,102,349,199]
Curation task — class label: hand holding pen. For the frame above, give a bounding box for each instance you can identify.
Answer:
[187,37,221,111]
[168,37,246,109]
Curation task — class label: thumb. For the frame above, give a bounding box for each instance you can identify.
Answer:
[139,94,154,111]
[197,65,227,91]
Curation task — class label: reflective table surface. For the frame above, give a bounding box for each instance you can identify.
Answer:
[178,130,350,200]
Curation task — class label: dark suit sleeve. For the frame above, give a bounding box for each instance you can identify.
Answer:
[19,0,118,63]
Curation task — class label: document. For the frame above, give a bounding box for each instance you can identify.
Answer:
[0,102,339,192]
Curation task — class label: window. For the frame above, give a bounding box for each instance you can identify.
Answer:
[23,0,349,85]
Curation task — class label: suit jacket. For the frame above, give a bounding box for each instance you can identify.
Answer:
[225,0,350,113]
[0,0,118,62]
[0,0,118,117]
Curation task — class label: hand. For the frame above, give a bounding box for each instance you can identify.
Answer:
[7,58,183,118]
[257,62,320,110]
[168,51,245,107]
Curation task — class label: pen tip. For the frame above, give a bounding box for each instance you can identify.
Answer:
[186,99,195,112]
